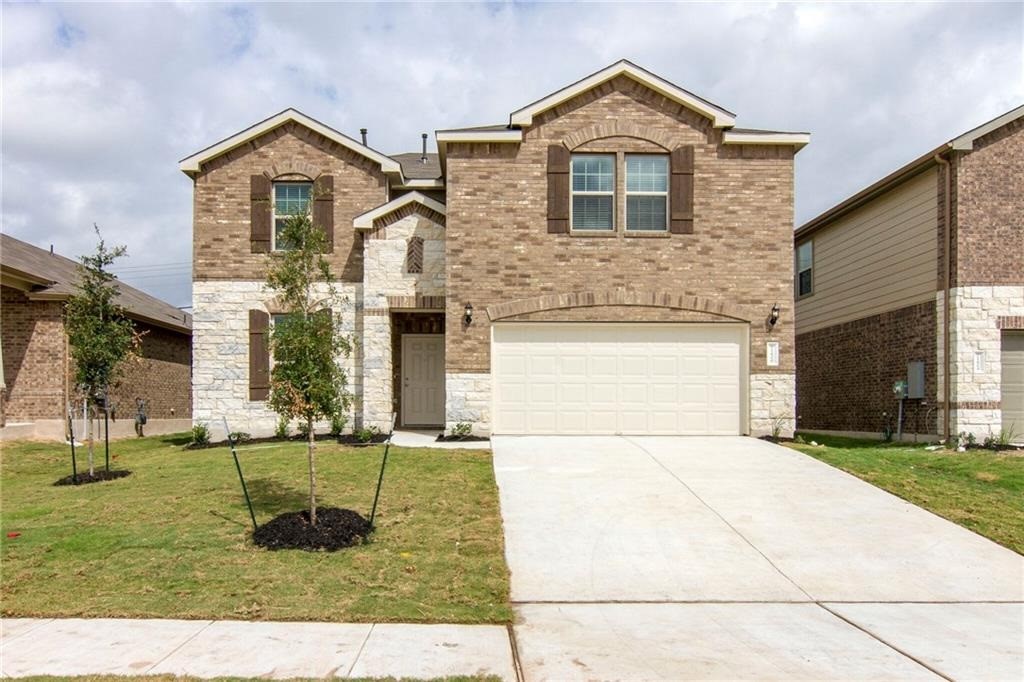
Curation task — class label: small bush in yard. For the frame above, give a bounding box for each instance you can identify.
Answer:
[191,423,210,446]
[275,419,291,440]
[329,412,348,436]
[355,426,380,443]
[228,431,251,443]
[451,422,472,438]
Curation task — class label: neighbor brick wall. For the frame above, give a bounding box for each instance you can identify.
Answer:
[109,322,192,419]
[954,118,1024,286]
[192,122,389,283]
[1,285,67,420]
[445,75,795,374]
[796,300,937,434]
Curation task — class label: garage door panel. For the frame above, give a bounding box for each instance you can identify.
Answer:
[1003,332,1024,431]
[492,324,744,435]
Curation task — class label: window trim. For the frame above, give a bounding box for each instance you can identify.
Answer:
[271,180,312,251]
[624,153,669,232]
[796,240,814,298]
[570,153,616,232]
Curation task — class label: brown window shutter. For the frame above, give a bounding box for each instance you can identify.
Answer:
[547,145,570,233]
[406,236,424,273]
[248,309,270,401]
[250,175,272,253]
[670,146,695,234]
[313,175,335,252]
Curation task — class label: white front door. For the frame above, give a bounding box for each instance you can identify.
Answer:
[491,323,746,435]
[402,334,445,426]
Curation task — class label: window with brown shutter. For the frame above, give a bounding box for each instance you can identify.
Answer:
[313,175,334,252]
[670,145,695,234]
[547,145,570,233]
[250,175,272,253]
[248,309,270,401]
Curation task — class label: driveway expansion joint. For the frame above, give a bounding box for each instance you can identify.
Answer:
[142,619,215,674]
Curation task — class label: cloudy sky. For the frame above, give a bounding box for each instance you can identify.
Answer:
[2,1,1021,308]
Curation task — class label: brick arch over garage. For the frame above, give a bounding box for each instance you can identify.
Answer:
[562,121,676,151]
[486,290,750,322]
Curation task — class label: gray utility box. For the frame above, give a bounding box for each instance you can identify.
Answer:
[907,361,925,400]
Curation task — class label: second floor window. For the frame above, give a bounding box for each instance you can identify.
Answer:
[273,182,311,250]
[797,240,813,297]
[625,155,668,231]
[571,154,614,230]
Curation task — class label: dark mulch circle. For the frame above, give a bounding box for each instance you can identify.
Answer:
[436,433,490,443]
[253,507,372,551]
[54,470,132,486]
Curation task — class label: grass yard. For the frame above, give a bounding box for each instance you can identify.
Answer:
[789,433,1024,554]
[0,435,511,623]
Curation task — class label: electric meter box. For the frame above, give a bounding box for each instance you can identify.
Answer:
[907,361,925,399]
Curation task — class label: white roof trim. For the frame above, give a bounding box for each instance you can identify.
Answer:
[722,131,811,150]
[510,60,736,128]
[950,104,1024,150]
[435,130,523,143]
[393,178,445,189]
[179,108,403,176]
[353,191,447,229]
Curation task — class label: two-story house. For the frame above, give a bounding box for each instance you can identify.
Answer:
[180,60,809,437]
[794,106,1024,441]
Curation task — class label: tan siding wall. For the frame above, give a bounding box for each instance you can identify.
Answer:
[796,168,938,334]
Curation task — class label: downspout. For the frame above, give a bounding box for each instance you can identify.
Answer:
[934,151,952,442]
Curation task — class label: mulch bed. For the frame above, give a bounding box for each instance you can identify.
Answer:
[436,433,490,443]
[54,470,132,486]
[758,435,796,444]
[253,507,372,551]
[186,433,389,450]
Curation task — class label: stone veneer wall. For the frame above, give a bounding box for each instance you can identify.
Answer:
[943,285,1024,437]
[445,372,491,435]
[192,280,360,436]
[750,373,796,437]
[796,301,937,436]
[362,212,445,429]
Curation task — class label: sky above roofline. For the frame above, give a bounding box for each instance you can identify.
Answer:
[2,2,1021,307]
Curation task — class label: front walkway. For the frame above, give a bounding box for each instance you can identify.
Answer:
[1,618,517,680]
[493,435,1024,680]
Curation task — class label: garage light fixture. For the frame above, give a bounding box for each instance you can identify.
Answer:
[464,303,474,325]
[768,303,780,328]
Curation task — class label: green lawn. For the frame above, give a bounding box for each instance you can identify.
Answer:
[0,435,511,623]
[789,433,1024,554]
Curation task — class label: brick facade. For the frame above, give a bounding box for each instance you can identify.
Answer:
[1,285,191,425]
[796,301,937,435]
[192,122,388,284]
[446,76,795,378]
[954,118,1023,287]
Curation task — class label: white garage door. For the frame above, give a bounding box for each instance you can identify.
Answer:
[492,323,745,435]
[1003,331,1024,433]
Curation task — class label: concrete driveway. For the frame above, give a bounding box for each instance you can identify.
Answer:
[493,436,1024,681]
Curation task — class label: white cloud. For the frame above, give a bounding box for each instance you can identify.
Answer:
[2,1,1021,307]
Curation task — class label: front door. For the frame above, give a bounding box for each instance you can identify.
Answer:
[402,334,445,426]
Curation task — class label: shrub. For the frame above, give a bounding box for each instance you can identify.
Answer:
[451,422,472,438]
[297,421,311,438]
[355,425,381,443]
[275,419,291,440]
[958,431,977,449]
[190,422,210,446]
[228,431,251,444]
[329,412,348,436]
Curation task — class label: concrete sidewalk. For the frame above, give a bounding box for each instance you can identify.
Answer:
[0,618,517,680]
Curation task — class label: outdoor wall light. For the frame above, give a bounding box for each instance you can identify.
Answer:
[768,303,780,327]
[464,303,474,325]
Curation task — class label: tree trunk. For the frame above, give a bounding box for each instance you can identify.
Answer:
[87,400,95,476]
[307,415,317,526]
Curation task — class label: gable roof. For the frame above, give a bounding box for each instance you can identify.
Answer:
[353,191,446,230]
[510,60,737,128]
[179,108,403,179]
[390,153,443,180]
[0,234,192,334]
[796,103,1024,240]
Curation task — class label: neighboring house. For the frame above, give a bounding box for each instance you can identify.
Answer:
[795,106,1024,441]
[0,234,193,440]
[181,60,809,437]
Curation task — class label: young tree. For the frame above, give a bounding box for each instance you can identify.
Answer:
[266,209,351,526]
[64,227,140,476]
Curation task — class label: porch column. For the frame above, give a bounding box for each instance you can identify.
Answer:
[362,308,394,431]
